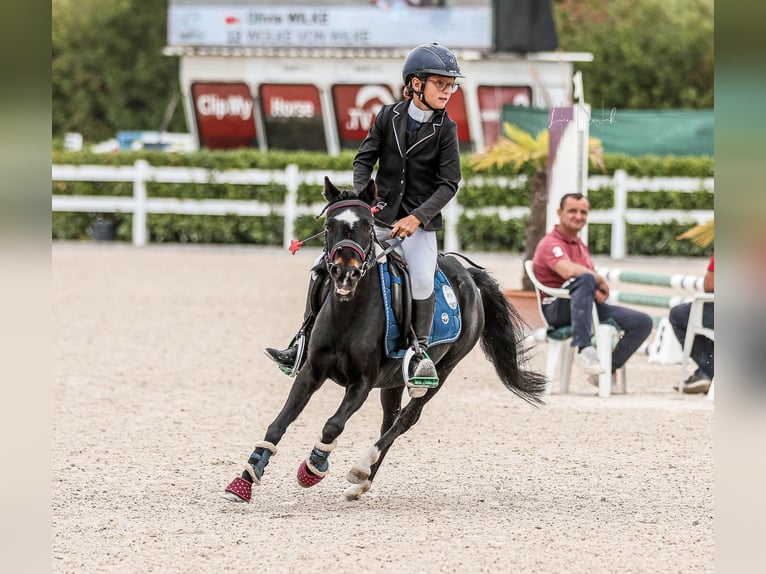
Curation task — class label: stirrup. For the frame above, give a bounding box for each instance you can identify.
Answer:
[402,347,439,398]
[278,334,306,377]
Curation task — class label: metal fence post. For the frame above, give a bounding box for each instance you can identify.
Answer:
[611,169,628,260]
[133,160,149,247]
[283,164,299,250]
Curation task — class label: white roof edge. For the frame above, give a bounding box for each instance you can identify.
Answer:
[526,51,594,63]
[162,46,594,63]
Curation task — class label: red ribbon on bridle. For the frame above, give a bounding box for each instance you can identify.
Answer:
[287,199,382,255]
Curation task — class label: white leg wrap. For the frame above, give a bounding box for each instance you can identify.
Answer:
[242,464,261,486]
[306,459,330,477]
[314,438,337,452]
[253,440,278,456]
[305,438,336,477]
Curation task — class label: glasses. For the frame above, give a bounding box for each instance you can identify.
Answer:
[427,78,460,93]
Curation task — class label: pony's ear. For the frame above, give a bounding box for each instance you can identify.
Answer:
[322,176,341,203]
[357,179,378,206]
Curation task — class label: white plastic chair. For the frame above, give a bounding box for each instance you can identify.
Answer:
[524,260,626,397]
[678,292,714,398]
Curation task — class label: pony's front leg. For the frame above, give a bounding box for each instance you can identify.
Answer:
[296,379,374,488]
[223,369,324,503]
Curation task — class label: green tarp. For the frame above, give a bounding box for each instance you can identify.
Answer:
[501,106,713,156]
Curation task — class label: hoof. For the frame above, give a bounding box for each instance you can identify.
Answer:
[297,460,325,488]
[343,480,371,501]
[223,476,252,503]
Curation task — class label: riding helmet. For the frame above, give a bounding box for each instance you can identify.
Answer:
[401,43,465,86]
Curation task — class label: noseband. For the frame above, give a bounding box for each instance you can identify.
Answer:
[322,199,376,277]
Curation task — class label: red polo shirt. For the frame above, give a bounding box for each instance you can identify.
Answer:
[532,225,595,289]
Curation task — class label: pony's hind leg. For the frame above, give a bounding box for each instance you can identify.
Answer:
[344,385,406,500]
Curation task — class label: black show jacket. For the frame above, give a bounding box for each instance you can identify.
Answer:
[353,100,461,232]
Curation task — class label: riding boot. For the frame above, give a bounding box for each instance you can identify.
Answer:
[264,268,323,376]
[404,294,439,398]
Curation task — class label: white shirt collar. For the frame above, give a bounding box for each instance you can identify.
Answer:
[407,101,434,123]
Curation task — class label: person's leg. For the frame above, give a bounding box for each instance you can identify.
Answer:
[400,228,438,396]
[692,301,714,378]
[669,300,714,379]
[542,273,604,375]
[264,257,326,373]
[669,302,691,350]
[541,273,597,349]
[597,303,653,370]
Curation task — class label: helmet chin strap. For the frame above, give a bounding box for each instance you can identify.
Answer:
[413,77,440,112]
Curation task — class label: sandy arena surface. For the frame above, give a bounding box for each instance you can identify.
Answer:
[52,243,713,573]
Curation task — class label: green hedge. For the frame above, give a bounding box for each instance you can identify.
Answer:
[51,150,713,256]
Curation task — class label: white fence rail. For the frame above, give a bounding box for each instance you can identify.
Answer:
[52,160,714,258]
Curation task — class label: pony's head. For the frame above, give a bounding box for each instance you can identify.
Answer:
[321,177,378,301]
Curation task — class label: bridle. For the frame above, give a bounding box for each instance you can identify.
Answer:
[322,199,377,278]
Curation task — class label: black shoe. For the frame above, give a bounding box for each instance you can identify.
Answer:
[264,346,298,369]
[679,373,712,394]
[682,373,712,394]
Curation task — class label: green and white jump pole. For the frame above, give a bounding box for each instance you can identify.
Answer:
[598,267,704,309]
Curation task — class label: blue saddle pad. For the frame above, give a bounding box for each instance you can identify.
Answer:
[378,261,462,359]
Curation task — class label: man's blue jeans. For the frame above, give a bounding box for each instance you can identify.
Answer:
[669,300,714,378]
[541,274,653,371]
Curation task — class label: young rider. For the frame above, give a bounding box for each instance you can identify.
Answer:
[265,43,464,397]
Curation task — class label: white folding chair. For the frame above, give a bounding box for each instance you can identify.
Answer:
[524,260,626,397]
[678,292,714,398]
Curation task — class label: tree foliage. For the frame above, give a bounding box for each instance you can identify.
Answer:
[52,0,185,141]
[553,0,714,109]
[51,0,714,142]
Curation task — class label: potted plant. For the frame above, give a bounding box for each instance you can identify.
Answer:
[469,122,605,292]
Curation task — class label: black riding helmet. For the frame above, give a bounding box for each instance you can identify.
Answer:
[402,43,464,111]
[402,43,465,86]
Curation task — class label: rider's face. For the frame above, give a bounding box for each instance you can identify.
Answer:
[412,75,456,111]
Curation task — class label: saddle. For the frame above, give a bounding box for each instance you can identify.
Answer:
[379,253,462,359]
[306,250,462,361]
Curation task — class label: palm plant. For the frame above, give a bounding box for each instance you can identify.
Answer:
[676,219,714,247]
[469,122,605,291]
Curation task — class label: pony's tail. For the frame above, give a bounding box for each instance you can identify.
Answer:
[467,267,547,406]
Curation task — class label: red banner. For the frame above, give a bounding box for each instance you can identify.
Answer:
[191,82,257,149]
[332,84,395,149]
[445,88,471,149]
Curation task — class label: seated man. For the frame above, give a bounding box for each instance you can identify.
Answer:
[669,252,714,394]
[532,193,653,384]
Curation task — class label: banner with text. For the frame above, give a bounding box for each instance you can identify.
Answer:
[168,1,492,50]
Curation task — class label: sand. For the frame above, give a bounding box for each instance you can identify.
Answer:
[52,243,713,573]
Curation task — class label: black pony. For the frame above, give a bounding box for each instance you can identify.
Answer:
[223,177,546,503]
